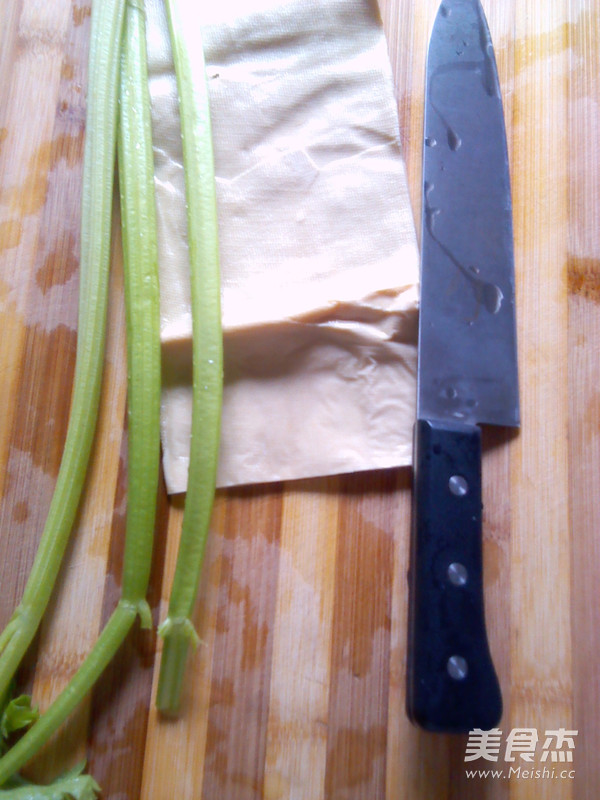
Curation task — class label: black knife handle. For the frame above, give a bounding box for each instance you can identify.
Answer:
[406,418,502,732]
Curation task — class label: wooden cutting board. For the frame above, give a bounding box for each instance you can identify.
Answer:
[1,1,598,798]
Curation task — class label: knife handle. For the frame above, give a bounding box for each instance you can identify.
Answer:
[406,418,502,732]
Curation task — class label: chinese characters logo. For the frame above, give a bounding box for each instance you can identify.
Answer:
[464,728,577,779]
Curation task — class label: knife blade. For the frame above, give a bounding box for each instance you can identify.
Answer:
[406,0,519,733]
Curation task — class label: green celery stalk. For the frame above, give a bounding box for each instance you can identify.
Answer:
[0,0,126,704]
[0,0,160,782]
[0,761,100,799]
[156,0,223,714]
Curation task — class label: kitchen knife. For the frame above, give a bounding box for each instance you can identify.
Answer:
[406,0,519,733]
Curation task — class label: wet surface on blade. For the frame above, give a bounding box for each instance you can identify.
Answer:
[417,0,519,428]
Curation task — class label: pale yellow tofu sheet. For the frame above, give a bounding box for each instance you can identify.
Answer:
[146,0,419,492]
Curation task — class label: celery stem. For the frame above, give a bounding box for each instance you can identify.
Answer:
[0,0,160,781]
[0,603,136,784]
[0,0,126,703]
[156,0,223,715]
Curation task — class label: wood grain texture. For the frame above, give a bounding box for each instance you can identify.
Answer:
[567,3,600,800]
[0,0,598,797]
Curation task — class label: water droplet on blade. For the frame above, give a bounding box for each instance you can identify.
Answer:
[483,282,503,314]
[447,127,461,151]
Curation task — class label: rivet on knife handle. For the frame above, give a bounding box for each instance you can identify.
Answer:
[406,419,502,732]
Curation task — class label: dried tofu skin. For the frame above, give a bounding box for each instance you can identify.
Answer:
[146,0,419,491]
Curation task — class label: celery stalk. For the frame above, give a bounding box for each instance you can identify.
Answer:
[0,0,160,782]
[0,0,126,704]
[156,0,223,714]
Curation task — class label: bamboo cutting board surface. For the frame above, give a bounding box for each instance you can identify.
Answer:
[1,1,599,798]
